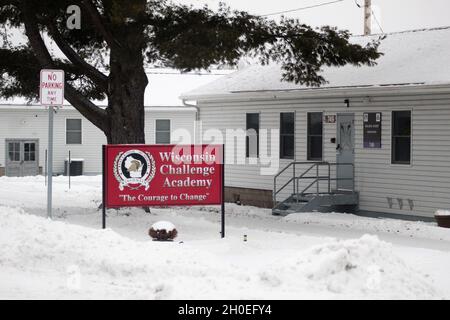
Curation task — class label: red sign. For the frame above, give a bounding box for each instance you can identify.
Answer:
[104,144,224,208]
[40,69,65,105]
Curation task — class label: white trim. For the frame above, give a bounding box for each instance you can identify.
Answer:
[181,83,450,103]
[154,119,171,144]
[390,109,413,167]
[65,118,83,145]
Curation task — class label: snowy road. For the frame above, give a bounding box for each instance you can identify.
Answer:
[0,176,449,299]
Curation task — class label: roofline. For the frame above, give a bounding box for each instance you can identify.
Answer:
[0,104,197,111]
[181,83,450,104]
[351,25,450,38]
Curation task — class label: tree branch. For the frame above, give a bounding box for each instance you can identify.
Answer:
[21,2,107,131]
[47,23,108,91]
[81,0,121,49]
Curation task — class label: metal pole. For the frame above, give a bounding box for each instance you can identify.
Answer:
[316,164,319,195]
[102,145,106,229]
[328,163,331,194]
[352,164,356,192]
[68,150,71,189]
[221,144,225,238]
[293,163,295,195]
[47,106,54,219]
[364,0,372,35]
[45,149,47,186]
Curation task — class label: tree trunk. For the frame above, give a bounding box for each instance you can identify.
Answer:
[105,47,148,144]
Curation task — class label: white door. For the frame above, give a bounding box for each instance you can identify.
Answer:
[336,114,354,191]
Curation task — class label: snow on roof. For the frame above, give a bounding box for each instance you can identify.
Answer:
[182,27,450,99]
[144,69,231,106]
[0,68,231,107]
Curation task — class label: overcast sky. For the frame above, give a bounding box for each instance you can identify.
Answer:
[176,0,450,35]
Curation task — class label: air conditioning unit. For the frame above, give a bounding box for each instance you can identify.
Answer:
[64,159,84,176]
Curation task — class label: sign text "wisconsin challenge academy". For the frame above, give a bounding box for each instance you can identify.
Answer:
[104,145,224,208]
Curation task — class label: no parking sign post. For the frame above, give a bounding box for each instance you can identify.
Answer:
[40,69,64,219]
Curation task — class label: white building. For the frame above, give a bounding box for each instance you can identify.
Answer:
[0,69,228,176]
[181,27,450,219]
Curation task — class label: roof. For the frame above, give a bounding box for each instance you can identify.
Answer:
[0,104,197,112]
[0,68,231,107]
[182,27,450,99]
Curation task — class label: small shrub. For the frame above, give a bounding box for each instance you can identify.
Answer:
[149,221,178,241]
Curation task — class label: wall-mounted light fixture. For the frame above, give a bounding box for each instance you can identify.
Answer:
[344,99,350,108]
[363,96,372,105]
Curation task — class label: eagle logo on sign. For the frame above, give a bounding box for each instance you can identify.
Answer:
[113,150,156,191]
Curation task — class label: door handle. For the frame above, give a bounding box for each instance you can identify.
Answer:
[336,144,341,151]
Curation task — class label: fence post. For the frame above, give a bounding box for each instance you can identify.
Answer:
[316,164,319,195]
[68,150,71,189]
[328,163,331,194]
[45,149,47,186]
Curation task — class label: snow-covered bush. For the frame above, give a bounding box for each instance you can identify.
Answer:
[435,210,450,216]
[149,221,177,241]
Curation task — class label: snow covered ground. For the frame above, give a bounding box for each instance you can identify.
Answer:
[0,175,449,299]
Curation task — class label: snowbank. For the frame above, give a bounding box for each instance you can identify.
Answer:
[0,206,442,299]
[261,235,438,299]
[284,211,450,242]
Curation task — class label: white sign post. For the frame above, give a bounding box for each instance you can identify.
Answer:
[40,69,64,219]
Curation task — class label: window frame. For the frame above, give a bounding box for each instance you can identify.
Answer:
[155,119,171,144]
[391,110,412,165]
[7,141,21,162]
[306,112,324,161]
[246,112,260,158]
[279,112,295,160]
[23,142,36,162]
[65,118,83,145]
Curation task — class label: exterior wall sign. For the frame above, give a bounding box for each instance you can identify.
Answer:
[363,112,382,148]
[324,115,336,123]
[104,144,224,207]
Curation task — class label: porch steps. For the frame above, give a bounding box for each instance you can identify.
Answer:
[272,191,359,216]
[273,161,359,216]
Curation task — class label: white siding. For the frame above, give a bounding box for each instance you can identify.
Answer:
[0,107,196,175]
[197,91,450,218]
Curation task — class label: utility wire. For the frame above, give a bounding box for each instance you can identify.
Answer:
[261,0,346,17]
[371,9,384,34]
[354,0,385,34]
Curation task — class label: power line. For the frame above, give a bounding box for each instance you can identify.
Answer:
[354,0,385,34]
[145,71,231,76]
[371,9,384,34]
[261,0,346,17]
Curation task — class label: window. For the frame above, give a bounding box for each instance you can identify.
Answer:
[246,113,259,158]
[392,111,411,164]
[8,142,20,161]
[66,119,82,144]
[307,112,323,161]
[24,143,36,161]
[280,112,295,159]
[155,119,171,144]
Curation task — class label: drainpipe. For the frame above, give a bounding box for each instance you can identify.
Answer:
[182,99,200,143]
[182,99,199,120]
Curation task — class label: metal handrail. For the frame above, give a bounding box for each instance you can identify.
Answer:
[273,161,355,207]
